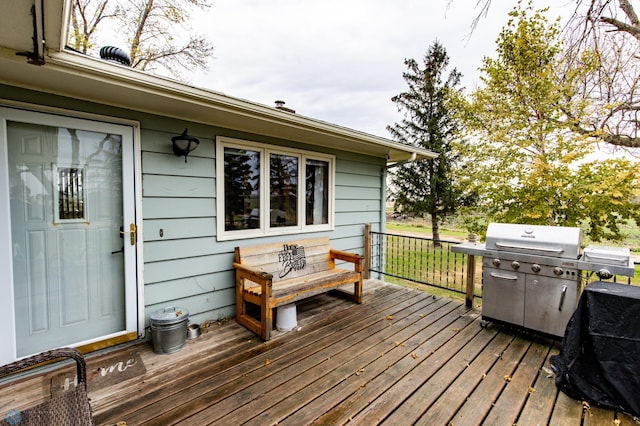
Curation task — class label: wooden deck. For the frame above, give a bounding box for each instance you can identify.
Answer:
[2,281,637,425]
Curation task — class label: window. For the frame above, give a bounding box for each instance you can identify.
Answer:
[270,153,298,227]
[216,137,334,240]
[55,165,87,222]
[306,158,329,225]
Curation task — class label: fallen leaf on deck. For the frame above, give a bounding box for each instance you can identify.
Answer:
[504,375,512,382]
[419,313,426,318]
[528,386,536,394]
[582,401,591,410]
[386,315,394,320]
[265,359,270,366]
[410,352,419,359]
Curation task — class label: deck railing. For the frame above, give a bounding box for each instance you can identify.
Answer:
[363,224,639,308]
[364,224,481,307]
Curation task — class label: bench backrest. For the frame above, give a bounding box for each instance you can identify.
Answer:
[235,237,334,283]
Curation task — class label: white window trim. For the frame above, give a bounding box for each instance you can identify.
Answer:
[216,136,335,241]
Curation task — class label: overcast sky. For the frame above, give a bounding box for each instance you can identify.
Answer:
[189,1,574,139]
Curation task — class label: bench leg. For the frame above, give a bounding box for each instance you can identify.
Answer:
[328,278,363,304]
[354,277,362,303]
[261,282,273,341]
[236,276,266,338]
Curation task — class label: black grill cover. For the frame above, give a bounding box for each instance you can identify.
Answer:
[550,281,640,417]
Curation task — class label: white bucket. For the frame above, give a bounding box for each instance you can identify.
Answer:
[276,304,297,332]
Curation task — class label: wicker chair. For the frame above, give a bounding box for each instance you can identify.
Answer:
[0,348,93,426]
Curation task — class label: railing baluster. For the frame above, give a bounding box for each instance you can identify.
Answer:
[366,230,476,301]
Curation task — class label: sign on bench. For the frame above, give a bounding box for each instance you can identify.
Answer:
[233,237,363,340]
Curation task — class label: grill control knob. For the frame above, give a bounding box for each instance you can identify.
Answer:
[511,261,520,270]
[553,267,564,276]
[492,258,501,267]
[531,264,541,273]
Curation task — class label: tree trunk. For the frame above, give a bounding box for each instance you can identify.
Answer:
[431,213,442,248]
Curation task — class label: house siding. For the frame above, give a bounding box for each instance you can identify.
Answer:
[0,85,386,329]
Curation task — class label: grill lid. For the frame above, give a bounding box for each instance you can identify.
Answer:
[581,245,630,266]
[485,223,582,260]
[578,245,634,277]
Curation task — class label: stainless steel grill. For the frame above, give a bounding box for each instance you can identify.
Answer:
[453,223,634,337]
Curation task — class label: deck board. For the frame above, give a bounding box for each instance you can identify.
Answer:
[363,317,491,426]
[413,331,514,426]
[305,304,476,426]
[2,280,632,425]
[241,298,455,426]
[482,336,551,425]
[517,343,561,424]
[195,296,456,425]
[448,335,532,426]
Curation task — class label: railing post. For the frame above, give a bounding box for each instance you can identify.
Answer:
[363,223,371,279]
[465,254,476,308]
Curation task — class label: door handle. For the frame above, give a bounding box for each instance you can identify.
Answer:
[489,272,518,281]
[119,223,137,246]
[558,285,567,311]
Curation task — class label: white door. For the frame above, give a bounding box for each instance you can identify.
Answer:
[0,108,139,362]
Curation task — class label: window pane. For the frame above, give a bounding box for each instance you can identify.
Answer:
[306,159,329,225]
[224,147,260,230]
[270,154,298,227]
[58,167,85,220]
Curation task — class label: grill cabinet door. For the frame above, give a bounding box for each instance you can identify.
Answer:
[524,275,578,337]
[482,265,525,327]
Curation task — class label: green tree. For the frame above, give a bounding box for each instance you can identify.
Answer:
[387,41,470,246]
[461,3,640,241]
[68,0,214,79]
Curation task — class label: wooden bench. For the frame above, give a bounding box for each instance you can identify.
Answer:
[233,236,363,340]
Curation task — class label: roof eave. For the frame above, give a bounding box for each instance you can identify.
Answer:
[0,49,437,163]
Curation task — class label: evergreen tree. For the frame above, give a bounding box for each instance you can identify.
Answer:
[387,41,467,246]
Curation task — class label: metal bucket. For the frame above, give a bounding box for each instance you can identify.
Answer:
[150,307,189,354]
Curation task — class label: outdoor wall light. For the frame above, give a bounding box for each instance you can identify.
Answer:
[172,129,200,163]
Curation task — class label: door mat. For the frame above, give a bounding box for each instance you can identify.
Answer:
[51,349,146,394]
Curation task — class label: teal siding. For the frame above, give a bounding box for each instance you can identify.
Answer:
[1,84,386,328]
[143,198,215,219]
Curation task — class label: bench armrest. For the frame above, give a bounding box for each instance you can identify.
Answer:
[232,262,273,283]
[330,249,363,270]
